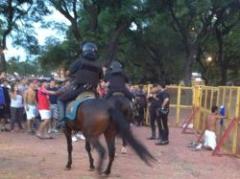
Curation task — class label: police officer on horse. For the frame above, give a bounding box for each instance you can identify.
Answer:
[104,60,134,101]
[58,42,103,122]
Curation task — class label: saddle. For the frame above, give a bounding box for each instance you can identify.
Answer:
[66,91,95,121]
[112,92,125,96]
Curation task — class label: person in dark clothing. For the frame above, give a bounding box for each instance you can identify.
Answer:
[104,61,134,101]
[135,86,147,126]
[155,83,170,145]
[47,80,59,133]
[147,84,160,140]
[58,42,103,122]
[0,79,11,131]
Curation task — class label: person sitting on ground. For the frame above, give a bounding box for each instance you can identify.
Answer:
[195,105,222,150]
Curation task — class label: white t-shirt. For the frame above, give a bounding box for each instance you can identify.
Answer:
[10,94,23,108]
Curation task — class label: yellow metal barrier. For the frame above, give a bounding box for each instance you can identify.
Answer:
[193,86,240,155]
[167,85,193,126]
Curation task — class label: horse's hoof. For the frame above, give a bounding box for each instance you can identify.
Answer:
[89,166,95,171]
[97,168,103,175]
[104,170,110,175]
[65,165,71,170]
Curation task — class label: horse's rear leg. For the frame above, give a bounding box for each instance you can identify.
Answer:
[121,121,130,154]
[92,139,105,174]
[64,125,72,169]
[85,140,95,170]
[104,131,116,175]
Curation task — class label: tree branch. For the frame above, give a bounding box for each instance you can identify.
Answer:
[2,0,14,49]
[104,19,131,65]
[50,0,81,40]
[72,0,77,20]
[166,0,189,54]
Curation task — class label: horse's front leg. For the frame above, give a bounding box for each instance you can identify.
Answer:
[64,125,73,170]
[104,129,116,175]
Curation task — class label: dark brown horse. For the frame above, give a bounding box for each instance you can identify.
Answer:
[64,93,155,175]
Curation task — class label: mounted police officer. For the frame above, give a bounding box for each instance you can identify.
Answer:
[58,42,103,122]
[104,60,134,101]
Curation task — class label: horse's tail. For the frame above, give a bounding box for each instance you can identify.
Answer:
[108,108,156,166]
[114,98,123,111]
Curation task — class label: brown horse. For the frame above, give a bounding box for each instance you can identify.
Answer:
[64,93,155,175]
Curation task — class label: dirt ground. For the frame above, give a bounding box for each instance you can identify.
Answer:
[1,127,240,179]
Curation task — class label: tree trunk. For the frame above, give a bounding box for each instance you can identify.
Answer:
[0,48,7,73]
[195,47,208,84]
[71,23,81,41]
[220,65,227,85]
[216,29,227,85]
[184,44,197,86]
[145,45,166,83]
[103,20,130,66]
[184,57,193,86]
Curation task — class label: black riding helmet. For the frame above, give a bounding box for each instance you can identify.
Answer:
[81,42,98,61]
[110,61,123,73]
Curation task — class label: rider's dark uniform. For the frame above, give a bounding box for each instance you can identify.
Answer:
[59,58,103,102]
[58,42,103,122]
[104,61,134,101]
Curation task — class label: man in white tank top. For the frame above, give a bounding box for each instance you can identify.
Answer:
[24,81,38,134]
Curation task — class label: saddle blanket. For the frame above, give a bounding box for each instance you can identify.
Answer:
[66,92,95,121]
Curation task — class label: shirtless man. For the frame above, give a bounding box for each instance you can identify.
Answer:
[196,105,222,150]
[24,81,38,134]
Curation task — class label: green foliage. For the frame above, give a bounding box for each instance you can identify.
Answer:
[0,0,51,72]
[2,0,240,84]
[38,39,79,70]
[6,57,47,75]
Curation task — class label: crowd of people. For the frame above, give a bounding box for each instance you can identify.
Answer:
[0,77,62,137]
[0,71,172,146]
